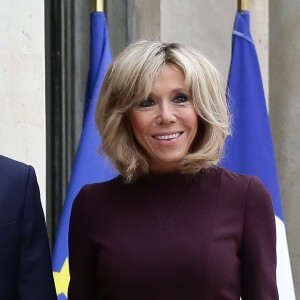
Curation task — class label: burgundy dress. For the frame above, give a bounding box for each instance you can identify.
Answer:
[68,167,278,299]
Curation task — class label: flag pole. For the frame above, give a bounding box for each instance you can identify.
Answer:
[237,0,249,10]
[95,0,104,12]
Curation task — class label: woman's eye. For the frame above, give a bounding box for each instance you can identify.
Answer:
[138,98,155,108]
[173,94,189,103]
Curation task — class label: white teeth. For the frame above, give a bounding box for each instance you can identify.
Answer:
[154,133,181,140]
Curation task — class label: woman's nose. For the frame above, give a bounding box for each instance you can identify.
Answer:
[156,102,176,125]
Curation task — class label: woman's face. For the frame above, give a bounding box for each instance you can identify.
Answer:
[129,65,199,173]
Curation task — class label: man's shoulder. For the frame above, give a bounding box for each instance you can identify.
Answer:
[0,155,31,177]
[0,155,35,203]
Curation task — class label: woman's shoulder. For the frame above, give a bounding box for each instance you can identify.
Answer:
[72,175,125,209]
[83,175,124,194]
[215,167,271,205]
[199,167,270,199]
[216,167,265,188]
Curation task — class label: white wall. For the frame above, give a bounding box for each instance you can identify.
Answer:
[0,1,46,211]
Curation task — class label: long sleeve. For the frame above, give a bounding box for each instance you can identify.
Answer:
[17,166,57,299]
[241,177,279,299]
[68,185,99,299]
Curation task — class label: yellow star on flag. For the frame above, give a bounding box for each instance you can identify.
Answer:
[53,258,70,297]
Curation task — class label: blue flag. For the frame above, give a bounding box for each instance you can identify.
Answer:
[52,12,117,299]
[221,10,295,299]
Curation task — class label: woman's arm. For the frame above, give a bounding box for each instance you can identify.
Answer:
[68,185,99,299]
[241,177,279,299]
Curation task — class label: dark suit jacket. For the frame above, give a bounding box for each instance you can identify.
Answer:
[0,155,57,299]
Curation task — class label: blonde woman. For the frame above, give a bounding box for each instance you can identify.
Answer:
[68,41,278,300]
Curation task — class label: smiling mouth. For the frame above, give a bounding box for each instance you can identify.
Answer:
[153,132,183,141]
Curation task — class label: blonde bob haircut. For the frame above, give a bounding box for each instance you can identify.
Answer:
[96,40,230,183]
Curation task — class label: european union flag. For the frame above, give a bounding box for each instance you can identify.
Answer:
[221,10,295,299]
[52,12,117,299]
